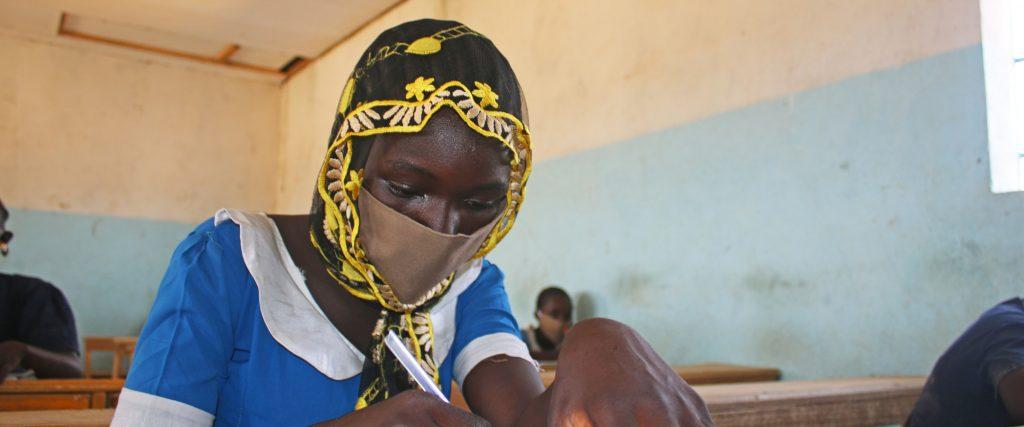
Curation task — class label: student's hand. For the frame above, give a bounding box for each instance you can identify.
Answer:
[0,340,27,385]
[315,389,489,427]
[545,319,713,427]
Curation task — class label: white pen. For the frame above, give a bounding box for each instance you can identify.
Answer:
[384,330,450,403]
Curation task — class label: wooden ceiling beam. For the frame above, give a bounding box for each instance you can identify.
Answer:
[57,12,283,76]
[215,44,240,62]
[283,0,409,83]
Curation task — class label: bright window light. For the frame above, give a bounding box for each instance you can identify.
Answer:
[981,0,1024,193]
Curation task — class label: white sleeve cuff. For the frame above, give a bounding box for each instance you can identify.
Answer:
[453,332,538,387]
[111,388,214,427]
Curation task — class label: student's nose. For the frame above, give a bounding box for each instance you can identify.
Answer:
[420,199,459,235]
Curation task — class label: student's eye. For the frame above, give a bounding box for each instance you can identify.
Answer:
[464,199,499,211]
[386,181,422,199]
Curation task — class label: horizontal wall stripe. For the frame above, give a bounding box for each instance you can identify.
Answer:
[275,0,982,212]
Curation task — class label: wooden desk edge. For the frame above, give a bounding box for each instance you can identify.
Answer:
[695,376,926,405]
[0,379,125,394]
[0,408,115,426]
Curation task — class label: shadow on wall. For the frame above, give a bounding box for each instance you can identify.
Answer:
[575,291,599,320]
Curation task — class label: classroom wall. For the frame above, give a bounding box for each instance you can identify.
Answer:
[490,45,1024,380]
[0,32,280,342]
[273,0,982,210]
[275,0,1023,380]
[5,0,1020,382]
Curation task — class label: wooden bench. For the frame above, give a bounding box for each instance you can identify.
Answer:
[698,376,925,426]
[0,379,124,411]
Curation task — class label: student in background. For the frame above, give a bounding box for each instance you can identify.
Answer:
[521,286,572,361]
[0,198,83,384]
[906,297,1024,426]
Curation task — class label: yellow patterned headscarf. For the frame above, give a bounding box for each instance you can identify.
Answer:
[308,19,532,408]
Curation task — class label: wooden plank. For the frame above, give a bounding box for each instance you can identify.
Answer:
[0,394,91,411]
[453,364,782,411]
[0,409,115,426]
[697,377,925,427]
[282,0,410,83]
[57,13,283,76]
[0,377,924,425]
[88,392,104,410]
[0,379,124,394]
[538,363,781,387]
[0,379,124,411]
[216,44,241,62]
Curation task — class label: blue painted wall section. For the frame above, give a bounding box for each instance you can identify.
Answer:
[0,208,196,344]
[490,45,1024,380]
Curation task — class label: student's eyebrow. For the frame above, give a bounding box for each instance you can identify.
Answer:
[469,181,508,195]
[384,160,435,179]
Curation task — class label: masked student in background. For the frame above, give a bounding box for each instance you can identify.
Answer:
[112,19,712,426]
[521,287,572,361]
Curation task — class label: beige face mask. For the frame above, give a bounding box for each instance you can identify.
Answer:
[357,188,501,306]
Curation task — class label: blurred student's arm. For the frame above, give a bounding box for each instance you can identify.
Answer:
[0,341,82,384]
[999,367,1024,423]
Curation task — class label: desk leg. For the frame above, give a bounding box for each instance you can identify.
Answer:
[111,353,121,379]
[90,391,104,409]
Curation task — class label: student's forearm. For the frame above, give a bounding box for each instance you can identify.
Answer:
[17,342,83,379]
[512,387,551,427]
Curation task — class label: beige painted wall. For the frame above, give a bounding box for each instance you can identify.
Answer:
[0,32,280,222]
[273,0,981,213]
[4,0,984,217]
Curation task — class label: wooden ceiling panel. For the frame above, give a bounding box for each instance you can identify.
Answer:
[0,0,406,76]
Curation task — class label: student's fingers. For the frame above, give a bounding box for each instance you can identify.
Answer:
[0,359,17,385]
[556,406,594,427]
[316,390,452,426]
[551,382,707,427]
[547,388,594,427]
[428,403,490,427]
[396,390,487,427]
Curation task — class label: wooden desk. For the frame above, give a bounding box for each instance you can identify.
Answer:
[0,409,115,426]
[452,363,782,410]
[0,377,925,426]
[538,363,782,387]
[0,379,124,411]
[697,376,925,426]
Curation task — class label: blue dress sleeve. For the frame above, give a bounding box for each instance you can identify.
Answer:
[123,218,247,416]
[449,261,533,385]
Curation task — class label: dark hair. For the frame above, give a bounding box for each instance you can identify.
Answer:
[536,286,571,310]
[0,198,7,226]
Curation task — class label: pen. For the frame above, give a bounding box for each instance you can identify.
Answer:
[384,330,450,403]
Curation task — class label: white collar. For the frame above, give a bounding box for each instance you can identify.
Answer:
[214,209,482,380]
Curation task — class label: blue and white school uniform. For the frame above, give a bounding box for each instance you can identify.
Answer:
[111,210,533,426]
